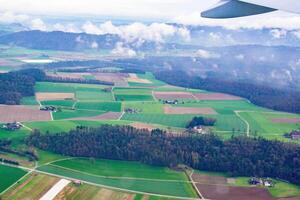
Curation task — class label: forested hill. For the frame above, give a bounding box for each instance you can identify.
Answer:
[27,125,300,185]
[0,30,118,51]
[0,69,45,104]
[154,70,300,114]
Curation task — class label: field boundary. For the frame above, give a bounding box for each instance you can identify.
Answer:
[234,110,250,137]
[47,163,194,183]
[186,170,204,200]
[0,170,32,196]
[0,162,199,200]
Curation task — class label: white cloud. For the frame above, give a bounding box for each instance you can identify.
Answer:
[90,41,98,49]
[270,29,287,39]
[30,18,46,31]
[174,11,300,30]
[235,54,245,60]
[196,49,220,59]
[292,30,300,39]
[0,11,29,24]
[209,32,221,41]
[111,42,137,57]
[53,23,80,33]
[82,21,190,44]
[289,59,300,71]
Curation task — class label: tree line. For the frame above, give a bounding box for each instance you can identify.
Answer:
[186,116,217,128]
[154,70,300,114]
[0,68,45,104]
[44,76,114,86]
[26,125,300,185]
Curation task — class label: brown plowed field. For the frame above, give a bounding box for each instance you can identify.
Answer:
[36,93,75,101]
[71,112,122,121]
[271,118,300,124]
[193,93,242,100]
[94,73,128,82]
[0,105,52,123]
[196,184,274,200]
[164,106,217,115]
[191,173,227,185]
[153,91,195,100]
[127,73,152,84]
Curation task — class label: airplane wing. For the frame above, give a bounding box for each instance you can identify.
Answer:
[201,0,300,18]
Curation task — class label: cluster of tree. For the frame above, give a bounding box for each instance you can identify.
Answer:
[0,139,38,161]
[186,116,217,128]
[45,60,113,69]
[0,68,45,104]
[44,76,113,86]
[26,125,300,185]
[154,70,300,114]
[120,68,146,74]
[0,158,19,165]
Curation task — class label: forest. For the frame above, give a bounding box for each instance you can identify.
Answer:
[0,68,45,104]
[26,125,300,185]
[155,70,300,114]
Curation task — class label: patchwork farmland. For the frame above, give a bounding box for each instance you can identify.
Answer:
[1,70,300,200]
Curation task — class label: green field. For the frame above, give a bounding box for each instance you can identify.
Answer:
[0,165,27,193]
[239,111,300,140]
[37,158,197,198]
[122,113,195,127]
[52,109,105,120]
[0,128,30,146]
[20,96,39,105]
[52,158,187,180]
[233,177,300,198]
[1,174,58,200]
[122,113,246,131]
[76,91,113,101]
[25,120,130,134]
[124,102,164,114]
[114,87,154,101]
[35,82,113,102]
[35,82,107,93]
[174,100,268,114]
[41,100,75,108]
[75,102,121,112]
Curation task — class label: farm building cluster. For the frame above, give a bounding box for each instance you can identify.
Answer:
[2,122,23,131]
[125,108,142,114]
[248,177,274,187]
[284,130,300,140]
[40,106,57,112]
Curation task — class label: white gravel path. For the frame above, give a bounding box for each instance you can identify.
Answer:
[39,179,70,200]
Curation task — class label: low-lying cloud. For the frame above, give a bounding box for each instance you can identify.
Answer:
[196,49,220,59]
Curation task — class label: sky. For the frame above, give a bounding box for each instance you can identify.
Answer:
[0,0,300,31]
[0,0,216,19]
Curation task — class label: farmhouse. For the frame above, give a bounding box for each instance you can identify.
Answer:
[284,130,300,140]
[193,126,205,134]
[248,177,273,187]
[73,180,82,186]
[40,106,57,112]
[2,122,22,131]
[163,100,178,105]
[125,108,141,114]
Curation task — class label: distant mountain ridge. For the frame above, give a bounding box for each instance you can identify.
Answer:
[0,30,119,51]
